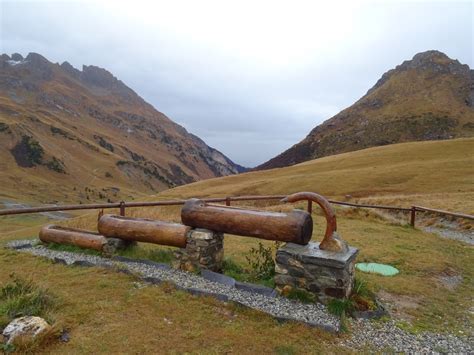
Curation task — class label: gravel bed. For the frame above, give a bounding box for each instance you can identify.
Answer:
[6,240,474,352]
[423,225,474,245]
[341,319,473,353]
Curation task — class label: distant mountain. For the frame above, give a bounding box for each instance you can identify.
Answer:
[0,52,245,203]
[257,50,474,170]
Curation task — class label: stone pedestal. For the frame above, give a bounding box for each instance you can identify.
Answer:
[275,242,358,303]
[102,238,136,256]
[175,229,223,272]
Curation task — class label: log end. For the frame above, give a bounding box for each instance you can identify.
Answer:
[292,209,313,245]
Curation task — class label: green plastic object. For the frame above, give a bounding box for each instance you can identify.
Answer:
[356,262,399,276]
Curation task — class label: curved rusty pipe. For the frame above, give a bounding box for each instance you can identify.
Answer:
[281,192,346,252]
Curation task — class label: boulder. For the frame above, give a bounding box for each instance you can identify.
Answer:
[2,316,51,345]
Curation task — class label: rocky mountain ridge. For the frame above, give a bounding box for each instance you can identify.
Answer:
[0,52,244,203]
[257,50,474,170]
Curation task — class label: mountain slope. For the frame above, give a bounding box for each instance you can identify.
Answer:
[0,52,244,203]
[257,50,474,170]
[156,138,474,213]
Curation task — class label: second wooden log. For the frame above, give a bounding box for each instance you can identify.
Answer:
[181,199,313,245]
[98,214,190,248]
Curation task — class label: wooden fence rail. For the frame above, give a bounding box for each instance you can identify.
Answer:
[0,194,472,229]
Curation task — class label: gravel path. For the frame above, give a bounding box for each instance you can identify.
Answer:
[6,240,474,353]
[423,224,474,245]
[341,319,473,353]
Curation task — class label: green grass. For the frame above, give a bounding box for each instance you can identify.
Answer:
[286,288,317,304]
[0,274,57,329]
[46,242,101,256]
[116,245,175,264]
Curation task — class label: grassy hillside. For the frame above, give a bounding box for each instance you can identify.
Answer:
[156,138,474,213]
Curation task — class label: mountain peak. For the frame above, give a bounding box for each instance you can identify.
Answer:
[257,50,474,170]
[368,50,470,95]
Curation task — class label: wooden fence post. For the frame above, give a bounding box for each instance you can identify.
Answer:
[225,197,231,206]
[307,200,313,214]
[410,206,416,227]
[119,201,126,216]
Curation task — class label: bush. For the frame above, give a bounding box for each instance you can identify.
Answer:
[245,242,275,280]
[327,298,354,317]
[45,157,66,173]
[0,275,56,328]
[350,277,377,311]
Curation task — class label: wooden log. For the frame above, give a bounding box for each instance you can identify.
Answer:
[98,214,190,248]
[39,225,107,251]
[181,199,313,245]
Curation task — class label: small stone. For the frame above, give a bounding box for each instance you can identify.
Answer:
[59,329,70,342]
[288,266,305,277]
[275,263,288,275]
[182,261,196,273]
[2,316,51,345]
[281,285,293,297]
[189,229,215,240]
[288,258,304,269]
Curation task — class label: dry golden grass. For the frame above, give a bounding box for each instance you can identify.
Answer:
[61,204,473,330]
[153,138,474,213]
[0,249,342,354]
[0,138,473,352]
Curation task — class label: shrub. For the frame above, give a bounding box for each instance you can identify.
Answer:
[245,242,275,280]
[0,274,56,328]
[327,298,354,317]
[10,135,44,167]
[0,122,9,132]
[45,157,66,173]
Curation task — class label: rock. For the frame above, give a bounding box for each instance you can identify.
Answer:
[201,269,235,287]
[235,281,277,297]
[281,285,293,297]
[11,53,23,61]
[59,329,70,342]
[2,316,51,345]
[102,238,134,256]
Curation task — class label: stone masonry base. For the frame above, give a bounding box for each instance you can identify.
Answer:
[175,228,224,272]
[275,242,358,303]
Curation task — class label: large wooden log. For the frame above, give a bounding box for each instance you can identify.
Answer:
[39,225,107,251]
[181,199,313,245]
[98,214,190,248]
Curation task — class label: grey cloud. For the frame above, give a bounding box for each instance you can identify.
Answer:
[1,0,472,167]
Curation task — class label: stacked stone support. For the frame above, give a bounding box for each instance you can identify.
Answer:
[275,241,358,303]
[175,229,223,272]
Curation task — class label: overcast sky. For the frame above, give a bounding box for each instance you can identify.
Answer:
[1,0,472,167]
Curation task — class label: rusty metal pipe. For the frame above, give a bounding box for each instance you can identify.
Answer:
[281,192,347,252]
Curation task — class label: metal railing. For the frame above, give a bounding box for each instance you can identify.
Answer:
[0,194,472,228]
